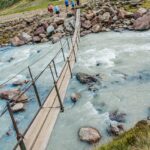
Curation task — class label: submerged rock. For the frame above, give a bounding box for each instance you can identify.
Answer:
[12,80,29,86]
[76,72,97,84]
[109,110,126,123]
[11,103,25,112]
[79,127,101,144]
[107,122,124,136]
[71,92,81,103]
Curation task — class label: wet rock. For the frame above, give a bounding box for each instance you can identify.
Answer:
[137,8,147,16]
[41,38,49,43]
[109,110,126,123]
[80,30,92,37]
[81,20,92,29]
[107,122,124,136]
[79,127,101,144]
[7,57,15,63]
[133,12,150,31]
[85,13,95,20]
[46,25,54,35]
[54,17,65,25]
[76,72,97,84]
[11,36,25,46]
[11,103,25,112]
[34,26,45,35]
[101,12,110,22]
[12,80,29,86]
[0,90,28,102]
[20,32,32,43]
[51,33,64,44]
[71,93,81,103]
[92,24,102,33]
[33,36,41,43]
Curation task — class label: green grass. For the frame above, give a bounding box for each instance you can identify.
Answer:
[124,0,150,12]
[95,120,150,150]
[0,0,63,16]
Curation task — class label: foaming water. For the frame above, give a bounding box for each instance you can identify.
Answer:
[47,31,150,150]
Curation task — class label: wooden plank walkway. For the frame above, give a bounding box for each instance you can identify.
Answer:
[17,9,80,150]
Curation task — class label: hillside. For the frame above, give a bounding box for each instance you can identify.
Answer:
[0,0,63,16]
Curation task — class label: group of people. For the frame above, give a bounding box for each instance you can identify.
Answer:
[48,0,80,17]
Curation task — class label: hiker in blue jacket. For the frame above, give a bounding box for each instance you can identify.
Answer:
[54,6,60,17]
[65,0,69,12]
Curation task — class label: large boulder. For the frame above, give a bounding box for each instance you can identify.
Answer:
[81,20,92,29]
[92,24,102,33]
[101,12,110,22]
[20,32,32,43]
[11,36,25,46]
[76,72,97,84]
[0,90,28,102]
[85,13,95,20]
[64,17,75,33]
[46,25,55,35]
[51,33,64,44]
[11,103,25,112]
[34,26,45,35]
[33,36,41,43]
[80,30,92,37]
[54,17,65,25]
[133,12,150,30]
[79,127,101,144]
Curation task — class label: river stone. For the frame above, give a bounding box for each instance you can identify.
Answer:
[102,12,110,22]
[71,93,81,103]
[54,17,65,25]
[34,26,45,35]
[133,12,150,31]
[11,36,25,46]
[76,72,97,84]
[46,25,54,35]
[79,127,101,144]
[81,20,92,29]
[33,36,41,43]
[12,80,29,86]
[92,24,101,33]
[20,32,32,42]
[85,13,95,20]
[80,30,91,37]
[0,90,28,102]
[11,103,25,112]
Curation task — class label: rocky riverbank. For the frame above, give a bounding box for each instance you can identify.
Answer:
[0,0,150,47]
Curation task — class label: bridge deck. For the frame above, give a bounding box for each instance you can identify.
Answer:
[17,10,80,150]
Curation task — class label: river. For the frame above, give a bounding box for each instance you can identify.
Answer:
[0,31,150,149]
[47,31,150,150]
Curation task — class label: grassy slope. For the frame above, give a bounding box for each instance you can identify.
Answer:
[96,120,150,150]
[0,0,63,16]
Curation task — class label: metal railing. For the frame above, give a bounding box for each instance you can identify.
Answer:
[0,9,80,150]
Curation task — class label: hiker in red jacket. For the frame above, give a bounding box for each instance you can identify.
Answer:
[48,4,54,16]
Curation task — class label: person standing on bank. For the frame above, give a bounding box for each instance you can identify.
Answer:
[65,0,69,12]
[54,5,60,17]
[48,4,54,16]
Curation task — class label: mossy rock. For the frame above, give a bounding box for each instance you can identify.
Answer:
[96,120,150,150]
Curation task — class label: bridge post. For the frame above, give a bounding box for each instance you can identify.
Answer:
[72,45,77,62]
[60,39,66,61]
[66,37,70,50]
[28,66,42,107]
[7,103,26,150]
[54,81,64,112]
[52,60,58,77]
[67,57,73,78]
